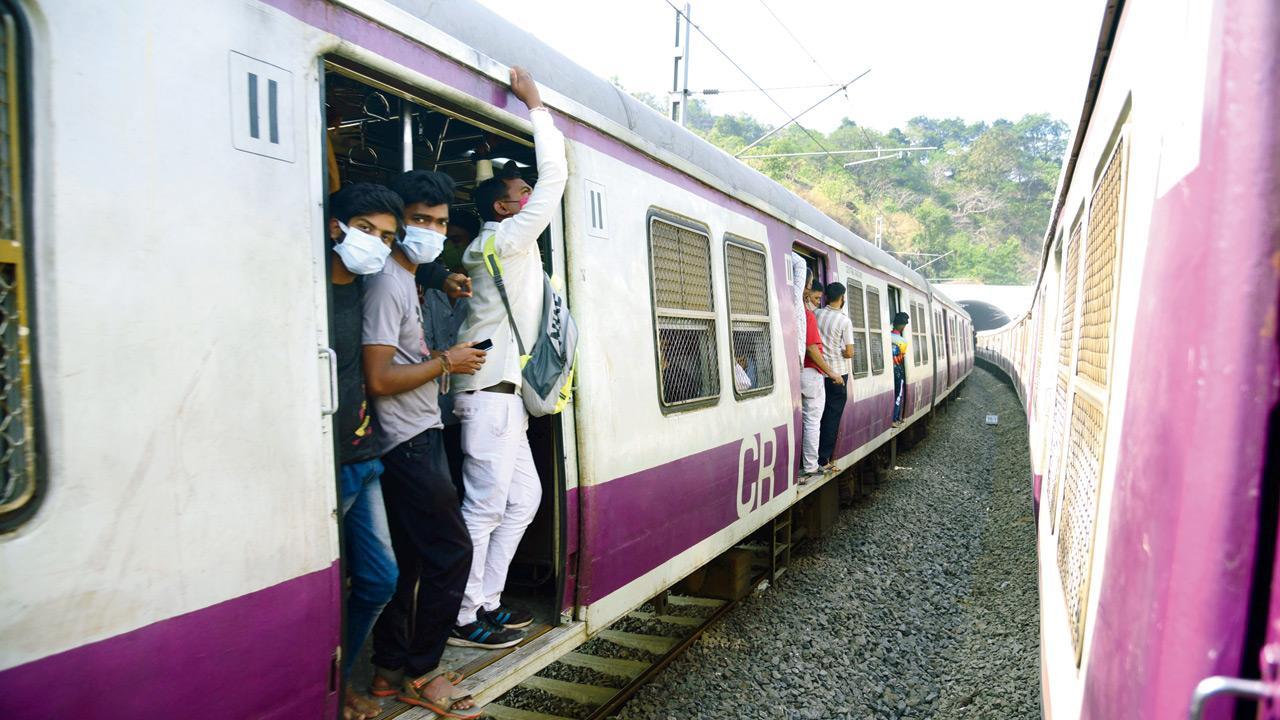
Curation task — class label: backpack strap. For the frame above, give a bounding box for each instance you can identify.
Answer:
[481,234,527,357]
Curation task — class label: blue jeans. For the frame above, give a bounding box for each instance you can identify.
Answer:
[893,365,906,421]
[340,458,398,678]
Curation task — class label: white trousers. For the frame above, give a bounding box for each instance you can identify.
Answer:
[453,391,542,625]
[800,367,826,473]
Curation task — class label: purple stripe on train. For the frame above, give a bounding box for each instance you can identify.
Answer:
[579,379,938,606]
[578,424,790,604]
[0,563,341,720]
[833,389,893,459]
[561,487,579,613]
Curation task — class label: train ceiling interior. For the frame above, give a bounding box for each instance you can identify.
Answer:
[325,67,539,210]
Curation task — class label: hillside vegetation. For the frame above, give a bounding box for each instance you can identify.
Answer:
[637,93,1068,284]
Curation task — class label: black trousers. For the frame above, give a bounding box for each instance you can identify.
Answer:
[818,374,849,466]
[443,422,465,502]
[371,428,472,677]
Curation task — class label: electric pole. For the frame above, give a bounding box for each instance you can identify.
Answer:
[669,2,691,126]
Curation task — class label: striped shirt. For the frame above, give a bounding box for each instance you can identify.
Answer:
[814,306,855,377]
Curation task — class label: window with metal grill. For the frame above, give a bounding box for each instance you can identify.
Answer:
[1077,138,1125,387]
[724,236,773,397]
[0,5,34,532]
[1060,221,1082,370]
[935,311,944,366]
[866,287,884,375]
[919,306,929,363]
[911,302,924,366]
[844,278,869,377]
[649,214,720,409]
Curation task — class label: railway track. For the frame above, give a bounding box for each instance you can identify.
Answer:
[484,591,746,720]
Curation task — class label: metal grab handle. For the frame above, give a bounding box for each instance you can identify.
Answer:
[1189,676,1280,719]
[319,347,338,416]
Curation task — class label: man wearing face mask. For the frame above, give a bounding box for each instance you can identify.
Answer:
[449,67,567,646]
[326,183,402,720]
[441,210,480,273]
[363,170,489,717]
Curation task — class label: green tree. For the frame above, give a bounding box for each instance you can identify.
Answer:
[624,86,1068,284]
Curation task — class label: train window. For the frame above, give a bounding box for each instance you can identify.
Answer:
[1060,220,1082,371]
[844,278,869,378]
[911,302,924,366]
[648,212,720,409]
[934,310,944,363]
[866,287,885,375]
[0,5,36,533]
[1077,137,1125,387]
[724,236,773,398]
[919,307,929,363]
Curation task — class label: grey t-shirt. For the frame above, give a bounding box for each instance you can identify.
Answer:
[362,257,442,455]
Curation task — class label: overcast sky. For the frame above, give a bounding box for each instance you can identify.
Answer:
[474,0,1105,133]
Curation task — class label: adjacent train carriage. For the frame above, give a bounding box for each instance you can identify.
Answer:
[0,0,972,717]
[978,0,1279,717]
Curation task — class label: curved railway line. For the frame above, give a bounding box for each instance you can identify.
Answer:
[370,367,1037,719]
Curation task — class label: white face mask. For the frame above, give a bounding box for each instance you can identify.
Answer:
[334,221,391,275]
[400,225,447,264]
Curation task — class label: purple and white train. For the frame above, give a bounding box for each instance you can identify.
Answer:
[978,0,1279,718]
[0,0,975,717]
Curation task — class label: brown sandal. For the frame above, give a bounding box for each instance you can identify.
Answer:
[397,673,481,719]
[343,685,382,720]
[372,668,463,697]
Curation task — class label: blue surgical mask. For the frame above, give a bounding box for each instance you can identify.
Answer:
[401,225,446,264]
[334,221,391,275]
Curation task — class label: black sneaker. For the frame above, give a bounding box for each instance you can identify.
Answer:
[481,605,533,629]
[447,619,523,649]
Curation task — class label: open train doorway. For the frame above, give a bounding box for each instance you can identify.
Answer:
[321,58,573,684]
[791,243,827,297]
[887,285,902,321]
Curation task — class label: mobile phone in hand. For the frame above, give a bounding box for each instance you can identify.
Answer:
[473,338,494,351]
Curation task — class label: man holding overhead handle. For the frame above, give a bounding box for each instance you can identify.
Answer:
[891,312,909,428]
[450,66,567,647]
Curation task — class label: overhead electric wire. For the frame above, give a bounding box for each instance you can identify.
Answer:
[661,0,838,162]
[755,0,843,96]
[734,68,871,157]
[693,83,841,95]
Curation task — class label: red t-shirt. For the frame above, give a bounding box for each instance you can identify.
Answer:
[802,309,822,370]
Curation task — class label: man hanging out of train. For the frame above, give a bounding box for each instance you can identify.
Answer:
[362,169,488,716]
[327,183,404,720]
[815,281,855,470]
[891,312,909,428]
[801,281,842,482]
[451,66,567,646]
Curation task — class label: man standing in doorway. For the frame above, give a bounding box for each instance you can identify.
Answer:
[451,67,568,645]
[801,281,842,482]
[327,183,402,720]
[364,169,488,716]
[891,311,910,428]
[815,282,855,470]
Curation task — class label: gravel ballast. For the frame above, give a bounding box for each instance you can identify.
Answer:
[611,367,1040,720]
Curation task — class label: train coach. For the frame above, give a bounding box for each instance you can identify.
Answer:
[978,0,1279,718]
[0,0,972,717]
